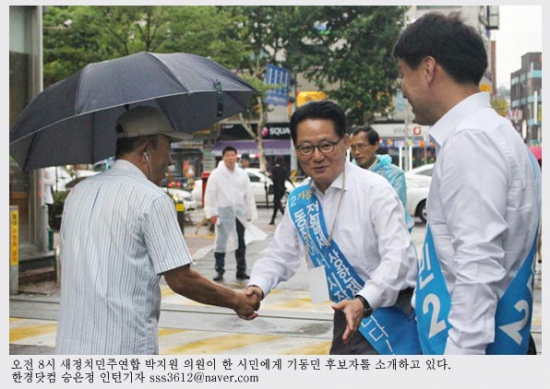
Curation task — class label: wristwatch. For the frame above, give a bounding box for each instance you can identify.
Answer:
[355,294,373,318]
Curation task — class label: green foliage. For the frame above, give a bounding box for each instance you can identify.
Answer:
[50,190,68,231]
[43,6,249,86]
[291,6,409,126]
[42,5,409,149]
[491,98,509,117]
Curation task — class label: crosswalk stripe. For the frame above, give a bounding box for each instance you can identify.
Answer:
[282,341,332,355]
[163,333,281,355]
[10,323,57,343]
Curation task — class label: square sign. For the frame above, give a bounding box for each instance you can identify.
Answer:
[264,64,291,106]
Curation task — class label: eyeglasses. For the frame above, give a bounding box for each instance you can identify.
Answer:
[350,143,370,152]
[295,138,343,156]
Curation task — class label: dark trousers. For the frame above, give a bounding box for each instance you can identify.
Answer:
[270,191,285,222]
[214,219,246,273]
[329,288,414,355]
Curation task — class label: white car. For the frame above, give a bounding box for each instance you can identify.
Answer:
[405,164,433,224]
[51,166,98,192]
[192,167,297,207]
[162,187,197,211]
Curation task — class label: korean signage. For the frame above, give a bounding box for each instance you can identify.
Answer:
[264,64,291,106]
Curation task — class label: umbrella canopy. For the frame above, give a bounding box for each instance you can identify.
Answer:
[10,52,255,172]
[529,146,542,162]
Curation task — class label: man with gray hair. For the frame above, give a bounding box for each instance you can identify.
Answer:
[56,106,259,355]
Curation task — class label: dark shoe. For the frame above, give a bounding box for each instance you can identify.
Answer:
[236,272,250,280]
[213,271,224,282]
[269,220,275,225]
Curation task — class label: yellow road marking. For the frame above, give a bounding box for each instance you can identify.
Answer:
[10,323,57,343]
[158,328,188,337]
[163,333,281,355]
[282,341,332,355]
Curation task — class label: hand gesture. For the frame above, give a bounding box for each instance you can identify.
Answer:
[234,292,259,321]
[332,298,364,344]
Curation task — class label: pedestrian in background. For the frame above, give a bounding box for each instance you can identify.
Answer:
[394,12,541,354]
[42,166,56,229]
[56,106,259,355]
[350,126,415,231]
[247,100,419,355]
[269,155,294,225]
[240,153,251,169]
[205,146,258,282]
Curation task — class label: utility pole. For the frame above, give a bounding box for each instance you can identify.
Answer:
[403,99,411,172]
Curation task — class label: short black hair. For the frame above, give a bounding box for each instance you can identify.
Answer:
[393,12,488,85]
[222,145,237,156]
[241,153,250,160]
[351,125,379,146]
[290,100,347,144]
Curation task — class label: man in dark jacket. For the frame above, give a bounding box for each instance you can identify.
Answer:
[269,156,294,225]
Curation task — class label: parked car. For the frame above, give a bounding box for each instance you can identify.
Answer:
[407,163,434,178]
[52,166,98,192]
[404,163,433,224]
[162,187,197,211]
[192,167,297,207]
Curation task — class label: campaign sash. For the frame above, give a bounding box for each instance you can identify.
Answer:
[417,225,538,354]
[288,185,420,355]
[417,150,541,354]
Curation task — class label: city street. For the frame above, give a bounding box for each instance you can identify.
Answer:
[9,206,542,355]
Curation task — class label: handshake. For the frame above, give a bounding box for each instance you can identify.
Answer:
[233,286,264,321]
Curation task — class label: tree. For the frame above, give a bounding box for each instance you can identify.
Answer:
[224,6,409,171]
[293,6,408,127]
[223,6,308,171]
[42,6,409,171]
[43,6,248,86]
[491,98,509,117]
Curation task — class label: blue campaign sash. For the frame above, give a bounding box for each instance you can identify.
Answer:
[417,150,541,354]
[417,226,538,354]
[288,185,420,355]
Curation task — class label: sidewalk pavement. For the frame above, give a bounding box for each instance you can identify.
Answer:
[12,207,543,354]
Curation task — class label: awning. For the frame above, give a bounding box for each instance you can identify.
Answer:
[211,139,291,157]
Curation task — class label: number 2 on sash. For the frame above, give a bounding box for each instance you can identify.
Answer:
[423,293,447,338]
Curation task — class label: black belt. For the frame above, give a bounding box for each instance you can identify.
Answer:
[398,287,415,296]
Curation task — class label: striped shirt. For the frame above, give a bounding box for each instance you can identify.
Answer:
[55,160,192,355]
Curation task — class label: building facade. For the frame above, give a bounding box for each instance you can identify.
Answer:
[510,52,542,144]
[9,6,50,259]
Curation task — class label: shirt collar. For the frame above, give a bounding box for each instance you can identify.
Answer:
[112,159,148,181]
[429,92,491,148]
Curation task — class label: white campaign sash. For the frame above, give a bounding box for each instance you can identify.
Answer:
[288,185,420,355]
[417,151,541,354]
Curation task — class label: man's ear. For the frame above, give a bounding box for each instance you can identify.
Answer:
[422,56,437,83]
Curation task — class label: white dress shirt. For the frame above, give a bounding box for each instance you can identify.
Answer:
[426,92,539,354]
[250,161,416,311]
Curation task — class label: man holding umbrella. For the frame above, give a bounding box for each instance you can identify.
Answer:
[55,106,259,355]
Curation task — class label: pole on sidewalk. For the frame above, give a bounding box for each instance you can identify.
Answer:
[10,206,19,295]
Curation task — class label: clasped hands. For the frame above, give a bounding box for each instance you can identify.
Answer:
[233,285,263,320]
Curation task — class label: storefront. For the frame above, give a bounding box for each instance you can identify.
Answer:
[9,6,47,254]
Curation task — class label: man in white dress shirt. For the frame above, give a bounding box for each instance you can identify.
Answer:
[56,106,259,355]
[393,12,541,354]
[246,100,419,355]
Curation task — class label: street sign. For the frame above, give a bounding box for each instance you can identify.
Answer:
[264,64,291,106]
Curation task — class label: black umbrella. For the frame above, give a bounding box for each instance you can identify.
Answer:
[10,52,255,172]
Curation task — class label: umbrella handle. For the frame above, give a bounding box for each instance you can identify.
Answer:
[214,80,223,117]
